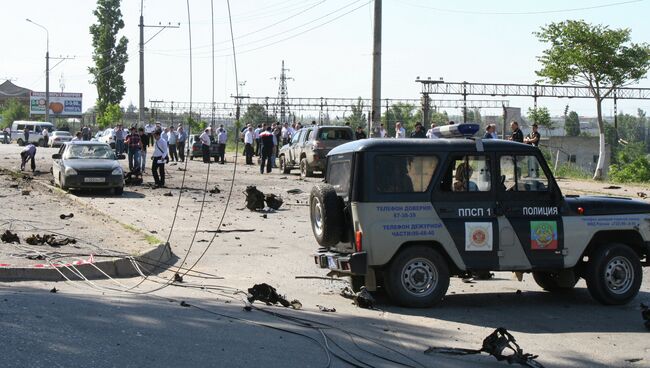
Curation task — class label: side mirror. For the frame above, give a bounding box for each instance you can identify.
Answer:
[117,154,126,160]
[52,153,61,159]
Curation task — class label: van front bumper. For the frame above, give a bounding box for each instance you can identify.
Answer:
[314,250,367,275]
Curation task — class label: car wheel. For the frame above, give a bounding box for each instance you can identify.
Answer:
[300,158,313,178]
[585,243,642,305]
[280,155,291,174]
[533,271,579,292]
[385,246,450,308]
[114,186,124,196]
[309,184,343,247]
[59,173,68,191]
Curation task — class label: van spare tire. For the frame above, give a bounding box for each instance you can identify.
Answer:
[310,184,343,247]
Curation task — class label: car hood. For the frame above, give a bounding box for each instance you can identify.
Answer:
[62,159,120,171]
[564,195,650,215]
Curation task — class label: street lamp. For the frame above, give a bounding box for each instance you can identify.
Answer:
[26,18,49,123]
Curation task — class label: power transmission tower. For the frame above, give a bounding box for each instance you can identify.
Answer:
[271,60,293,124]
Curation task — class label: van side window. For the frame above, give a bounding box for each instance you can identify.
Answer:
[374,155,438,193]
[499,155,548,192]
[17,124,25,131]
[441,155,491,192]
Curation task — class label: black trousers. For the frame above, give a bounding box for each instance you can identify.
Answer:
[244,143,254,164]
[260,151,272,174]
[20,152,35,171]
[254,138,261,156]
[178,141,186,162]
[152,157,165,186]
[168,144,178,161]
[218,143,226,163]
[201,144,210,163]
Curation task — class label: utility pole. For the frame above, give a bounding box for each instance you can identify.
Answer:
[139,1,179,127]
[370,0,382,137]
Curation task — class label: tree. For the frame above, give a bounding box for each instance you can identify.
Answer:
[527,107,553,134]
[565,111,580,136]
[382,103,417,136]
[89,0,129,119]
[96,103,123,129]
[535,20,650,179]
[344,97,367,129]
[241,104,274,126]
[1,98,29,128]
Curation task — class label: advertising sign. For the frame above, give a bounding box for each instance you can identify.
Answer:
[30,92,83,116]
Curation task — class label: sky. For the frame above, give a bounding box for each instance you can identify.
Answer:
[2,0,650,119]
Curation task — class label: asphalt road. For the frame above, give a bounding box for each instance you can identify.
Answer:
[0,142,648,368]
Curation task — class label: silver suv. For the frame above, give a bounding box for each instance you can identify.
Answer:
[310,135,650,307]
[279,125,354,178]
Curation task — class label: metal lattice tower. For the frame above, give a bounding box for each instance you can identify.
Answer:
[272,60,293,124]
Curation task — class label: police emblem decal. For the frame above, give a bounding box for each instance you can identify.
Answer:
[465,222,493,251]
[530,221,558,250]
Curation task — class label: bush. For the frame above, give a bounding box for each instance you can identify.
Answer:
[609,157,650,183]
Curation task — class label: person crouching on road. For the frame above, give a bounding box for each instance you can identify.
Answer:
[259,126,275,174]
[151,131,169,188]
[20,143,37,172]
[199,127,212,163]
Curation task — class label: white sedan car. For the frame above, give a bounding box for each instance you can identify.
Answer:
[49,131,73,147]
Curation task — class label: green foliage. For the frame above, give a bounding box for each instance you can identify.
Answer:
[565,111,580,137]
[609,142,650,182]
[526,107,553,132]
[89,0,129,118]
[96,103,122,129]
[241,104,274,125]
[344,97,367,128]
[553,163,592,180]
[0,98,29,128]
[382,103,417,136]
[617,109,647,144]
[535,20,650,179]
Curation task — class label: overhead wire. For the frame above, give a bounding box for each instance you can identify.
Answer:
[396,0,644,15]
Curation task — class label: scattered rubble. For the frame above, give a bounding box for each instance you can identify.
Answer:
[163,192,173,197]
[637,192,647,199]
[286,189,303,194]
[209,186,221,194]
[180,301,191,307]
[59,213,74,220]
[174,273,184,283]
[1,230,20,244]
[425,327,544,368]
[21,190,31,196]
[244,186,265,211]
[50,287,58,293]
[317,305,336,313]
[25,234,77,247]
[340,286,375,309]
[603,185,621,190]
[124,172,143,186]
[247,283,301,309]
[264,194,283,210]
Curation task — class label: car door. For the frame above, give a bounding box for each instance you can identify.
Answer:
[52,145,66,184]
[289,130,303,165]
[496,153,564,270]
[432,153,500,270]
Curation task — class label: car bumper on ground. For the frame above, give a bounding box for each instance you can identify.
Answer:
[63,174,123,189]
[314,250,367,275]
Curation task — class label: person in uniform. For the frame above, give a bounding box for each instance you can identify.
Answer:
[509,121,524,143]
[259,126,275,174]
[525,123,541,147]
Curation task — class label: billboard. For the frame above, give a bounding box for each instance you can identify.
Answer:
[30,92,83,116]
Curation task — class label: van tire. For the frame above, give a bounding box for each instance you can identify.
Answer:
[309,184,343,247]
[585,243,642,305]
[385,246,450,307]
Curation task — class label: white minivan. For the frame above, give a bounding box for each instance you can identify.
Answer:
[11,120,55,146]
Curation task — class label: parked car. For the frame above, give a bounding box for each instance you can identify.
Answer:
[311,124,650,307]
[52,142,125,195]
[188,134,219,161]
[11,120,55,146]
[279,125,354,178]
[97,128,116,148]
[49,131,73,147]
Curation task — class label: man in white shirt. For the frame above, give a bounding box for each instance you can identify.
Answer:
[167,126,178,161]
[199,127,211,163]
[281,123,289,145]
[426,123,438,139]
[42,128,49,147]
[379,123,387,138]
[244,126,254,165]
[151,130,169,188]
[395,122,406,139]
[144,122,155,147]
[217,125,227,164]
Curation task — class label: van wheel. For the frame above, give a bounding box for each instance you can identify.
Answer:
[585,243,642,305]
[300,158,313,178]
[280,155,291,174]
[385,246,450,307]
[309,184,343,247]
[533,271,579,292]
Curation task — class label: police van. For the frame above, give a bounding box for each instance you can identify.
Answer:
[310,124,650,307]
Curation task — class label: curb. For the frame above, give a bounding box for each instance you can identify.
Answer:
[0,242,173,282]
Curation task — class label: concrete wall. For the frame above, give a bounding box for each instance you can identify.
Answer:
[541,136,610,177]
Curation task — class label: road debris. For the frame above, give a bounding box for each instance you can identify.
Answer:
[264,194,284,210]
[637,192,647,199]
[21,190,31,196]
[50,287,58,293]
[174,273,184,283]
[286,189,303,194]
[124,172,143,186]
[603,185,621,189]
[642,303,650,330]
[26,254,46,260]
[247,283,301,309]
[209,186,221,194]
[317,305,336,312]
[340,286,375,309]
[1,230,20,244]
[163,192,173,197]
[59,213,74,220]
[25,234,77,247]
[244,186,266,211]
[180,301,191,307]
[425,327,544,368]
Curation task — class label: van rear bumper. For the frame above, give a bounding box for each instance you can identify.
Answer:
[314,249,367,275]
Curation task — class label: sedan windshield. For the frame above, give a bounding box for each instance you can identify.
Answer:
[64,145,115,160]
